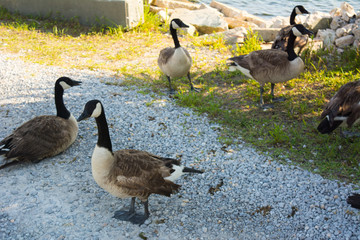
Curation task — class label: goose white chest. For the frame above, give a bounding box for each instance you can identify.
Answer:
[91,145,130,199]
[162,47,192,78]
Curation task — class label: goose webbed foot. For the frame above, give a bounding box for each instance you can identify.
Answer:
[113,198,149,225]
[190,86,201,93]
[272,97,286,103]
[261,103,274,110]
[167,76,176,95]
[168,88,176,95]
[113,210,149,225]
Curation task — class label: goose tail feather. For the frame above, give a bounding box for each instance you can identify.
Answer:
[347,194,360,209]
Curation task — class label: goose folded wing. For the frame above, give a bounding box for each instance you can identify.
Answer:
[111,150,180,197]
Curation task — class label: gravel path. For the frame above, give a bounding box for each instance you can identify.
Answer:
[0,52,359,240]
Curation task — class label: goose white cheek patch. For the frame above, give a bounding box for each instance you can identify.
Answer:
[91,103,102,118]
[292,27,303,37]
[295,7,302,15]
[172,21,180,29]
[59,81,72,90]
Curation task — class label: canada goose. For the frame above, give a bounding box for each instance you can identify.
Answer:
[317,80,360,136]
[272,5,310,54]
[347,193,360,209]
[158,18,197,94]
[77,100,203,225]
[0,77,81,169]
[228,24,313,108]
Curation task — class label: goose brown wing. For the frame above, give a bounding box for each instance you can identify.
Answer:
[158,47,175,66]
[272,25,292,50]
[320,81,360,125]
[3,115,76,162]
[111,149,180,199]
[247,50,289,81]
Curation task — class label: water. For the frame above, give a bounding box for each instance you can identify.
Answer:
[201,0,360,19]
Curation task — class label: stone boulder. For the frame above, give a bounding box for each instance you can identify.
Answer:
[335,23,355,37]
[353,28,360,40]
[253,28,281,42]
[208,27,248,45]
[266,16,289,28]
[209,0,267,27]
[151,0,201,10]
[224,17,258,29]
[316,29,336,48]
[340,2,356,22]
[209,0,247,18]
[170,7,228,34]
[335,34,355,48]
[303,11,332,34]
[330,7,341,18]
[330,16,348,30]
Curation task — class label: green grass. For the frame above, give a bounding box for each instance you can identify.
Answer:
[0,6,359,184]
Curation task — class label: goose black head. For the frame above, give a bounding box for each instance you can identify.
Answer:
[294,5,309,15]
[170,18,189,30]
[56,76,82,90]
[77,99,103,122]
[291,24,313,37]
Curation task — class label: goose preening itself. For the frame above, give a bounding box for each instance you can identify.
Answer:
[0,77,81,169]
[158,18,198,94]
[77,100,203,225]
[272,5,310,54]
[228,24,313,108]
[347,194,360,209]
[317,80,360,136]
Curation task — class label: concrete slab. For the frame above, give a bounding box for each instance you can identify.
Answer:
[0,0,144,28]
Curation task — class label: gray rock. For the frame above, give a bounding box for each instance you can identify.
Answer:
[170,7,228,34]
[335,35,355,47]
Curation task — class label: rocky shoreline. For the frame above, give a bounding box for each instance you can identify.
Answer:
[149,0,360,52]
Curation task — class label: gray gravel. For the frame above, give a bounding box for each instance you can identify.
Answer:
[0,52,359,240]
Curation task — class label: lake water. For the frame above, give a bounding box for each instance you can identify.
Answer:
[200,0,360,19]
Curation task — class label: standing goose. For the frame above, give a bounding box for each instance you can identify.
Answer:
[0,77,81,169]
[228,24,313,108]
[158,18,197,94]
[347,194,360,209]
[272,5,310,53]
[317,80,360,136]
[77,100,203,225]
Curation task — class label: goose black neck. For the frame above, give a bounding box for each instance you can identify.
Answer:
[55,84,70,119]
[95,108,113,153]
[290,9,297,25]
[170,26,181,48]
[286,32,298,61]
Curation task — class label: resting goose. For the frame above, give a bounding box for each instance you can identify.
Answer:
[347,194,360,209]
[0,77,81,169]
[228,24,313,108]
[158,18,197,94]
[77,100,203,225]
[317,80,360,136]
[272,5,310,54]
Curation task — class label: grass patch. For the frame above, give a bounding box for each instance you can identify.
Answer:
[0,7,359,183]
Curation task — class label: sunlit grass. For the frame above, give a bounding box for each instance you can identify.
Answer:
[0,6,359,183]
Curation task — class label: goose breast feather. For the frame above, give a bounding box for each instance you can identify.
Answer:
[158,47,192,78]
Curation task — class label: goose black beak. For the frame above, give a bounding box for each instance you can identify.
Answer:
[306,29,314,36]
[180,22,189,28]
[77,112,89,122]
[72,80,82,86]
